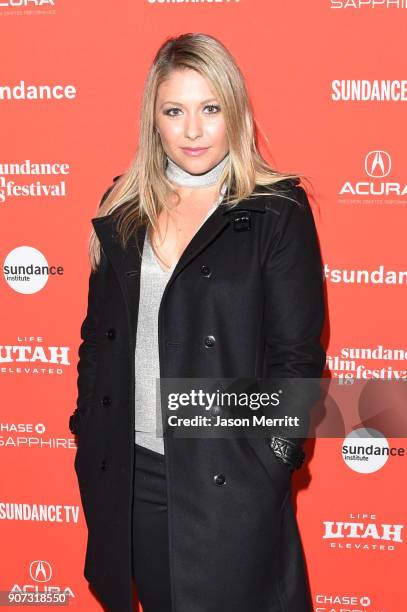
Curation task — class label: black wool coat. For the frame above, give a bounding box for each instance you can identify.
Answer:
[69,177,326,612]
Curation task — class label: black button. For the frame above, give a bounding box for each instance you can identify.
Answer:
[204,335,216,348]
[106,328,116,340]
[233,213,251,232]
[200,265,211,277]
[100,459,108,471]
[213,474,226,486]
[101,395,111,406]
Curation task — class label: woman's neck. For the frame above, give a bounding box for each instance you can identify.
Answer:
[164,152,229,191]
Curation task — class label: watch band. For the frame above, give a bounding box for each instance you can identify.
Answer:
[267,436,305,470]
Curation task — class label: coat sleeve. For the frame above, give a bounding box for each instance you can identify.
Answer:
[68,178,119,435]
[259,184,326,467]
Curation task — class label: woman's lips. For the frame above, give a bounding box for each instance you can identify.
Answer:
[181,147,209,156]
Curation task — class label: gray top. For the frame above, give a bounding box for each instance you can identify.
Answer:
[134,199,222,454]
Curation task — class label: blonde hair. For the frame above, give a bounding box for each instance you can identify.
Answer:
[88,32,308,271]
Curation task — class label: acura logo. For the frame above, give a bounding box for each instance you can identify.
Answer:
[339,149,406,198]
[365,150,391,178]
[29,560,52,583]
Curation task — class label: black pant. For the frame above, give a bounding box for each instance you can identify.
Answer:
[132,443,172,611]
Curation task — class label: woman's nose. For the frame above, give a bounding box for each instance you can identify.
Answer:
[184,113,203,140]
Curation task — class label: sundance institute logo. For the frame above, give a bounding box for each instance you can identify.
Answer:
[3,246,64,294]
[342,427,405,474]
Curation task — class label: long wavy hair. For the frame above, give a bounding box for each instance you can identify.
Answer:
[88,32,307,271]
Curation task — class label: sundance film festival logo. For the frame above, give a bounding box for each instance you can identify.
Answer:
[326,343,407,380]
[339,150,407,203]
[3,247,64,294]
[0,160,69,204]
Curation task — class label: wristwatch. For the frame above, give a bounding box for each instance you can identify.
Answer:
[267,436,305,471]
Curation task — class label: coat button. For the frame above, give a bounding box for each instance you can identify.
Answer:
[101,395,111,406]
[204,335,216,348]
[213,474,226,486]
[200,265,211,277]
[106,328,116,340]
[100,459,108,471]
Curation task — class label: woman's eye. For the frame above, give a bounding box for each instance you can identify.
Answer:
[165,108,181,117]
[164,105,221,117]
[204,104,221,113]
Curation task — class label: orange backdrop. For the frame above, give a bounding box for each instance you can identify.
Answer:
[1,1,406,611]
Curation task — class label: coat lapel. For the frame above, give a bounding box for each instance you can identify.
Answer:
[91,190,266,346]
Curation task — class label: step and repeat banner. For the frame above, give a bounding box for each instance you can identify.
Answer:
[1,1,406,611]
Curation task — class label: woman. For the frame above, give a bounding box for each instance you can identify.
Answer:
[69,33,326,612]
